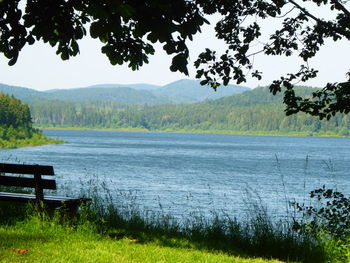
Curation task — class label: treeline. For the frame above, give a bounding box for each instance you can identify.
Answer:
[30,87,350,136]
[0,93,61,148]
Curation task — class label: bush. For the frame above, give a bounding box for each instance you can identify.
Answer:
[292,186,350,262]
[292,186,350,240]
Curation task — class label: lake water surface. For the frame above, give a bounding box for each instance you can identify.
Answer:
[1,130,350,219]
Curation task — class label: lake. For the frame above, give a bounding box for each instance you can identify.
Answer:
[1,129,350,219]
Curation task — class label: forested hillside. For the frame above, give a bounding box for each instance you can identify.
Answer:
[0,80,248,105]
[41,87,173,104]
[153,79,249,102]
[30,87,350,137]
[0,93,61,148]
[209,86,315,107]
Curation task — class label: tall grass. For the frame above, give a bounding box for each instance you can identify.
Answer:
[62,179,326,263]
[1,172,348,262]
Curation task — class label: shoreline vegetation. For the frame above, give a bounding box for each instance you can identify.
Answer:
[28,87,350,138]
[36,126,350,138]
[1,182,349,263]
[0,92,64,149]
[0,131,64,149]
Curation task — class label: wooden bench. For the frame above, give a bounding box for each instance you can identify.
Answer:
[0,163,91,212]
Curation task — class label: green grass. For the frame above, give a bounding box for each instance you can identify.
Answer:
[0,133,64,149]
[0,174,329,263]
[0,217,284,263]
[0,196,321,263]
[2,180,348,263]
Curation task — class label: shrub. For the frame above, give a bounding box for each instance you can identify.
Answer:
[292,186,350,240]
[292,186,350,262]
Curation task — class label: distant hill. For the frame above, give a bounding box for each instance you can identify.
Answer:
[70,79,249,103]
[84,83,161,91]
[0,83,45,100]
[210,86,317,107]
[41,87,172,104]
[0,79,249,105]
[154,79,249,103]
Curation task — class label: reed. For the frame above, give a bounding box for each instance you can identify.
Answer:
[2,171,349,262]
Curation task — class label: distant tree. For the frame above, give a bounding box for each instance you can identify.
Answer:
[0,0,349,119]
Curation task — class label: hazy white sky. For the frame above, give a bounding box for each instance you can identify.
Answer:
[0,9,349,91]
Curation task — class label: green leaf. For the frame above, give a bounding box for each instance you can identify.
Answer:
[8,57,17,66]
[90,22,103,39]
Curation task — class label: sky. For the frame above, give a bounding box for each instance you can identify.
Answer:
[0,8,349,91]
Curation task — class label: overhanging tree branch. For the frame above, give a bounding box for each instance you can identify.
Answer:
[1,0,350,119]
[331,0,350,19]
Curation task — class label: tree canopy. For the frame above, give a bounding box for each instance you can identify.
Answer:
[1,0,349,119]
[0,92,61,147]
[0,92,33,140]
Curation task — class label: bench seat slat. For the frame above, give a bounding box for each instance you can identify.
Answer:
[0,163,54,176]
[0,176,56,190]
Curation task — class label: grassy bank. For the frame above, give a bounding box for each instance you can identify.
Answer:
[1,178,349,262]
[35,126,349,138]
[0,217,284,263]
[0,191,328,263]
[0,132,64,149]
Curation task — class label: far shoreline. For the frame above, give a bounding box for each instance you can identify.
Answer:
[35,126,350,138]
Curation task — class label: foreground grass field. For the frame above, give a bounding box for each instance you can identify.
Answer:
[0,218,284,263]
[2,183,349,263]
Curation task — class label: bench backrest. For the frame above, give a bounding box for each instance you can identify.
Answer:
[0,163,56,201]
